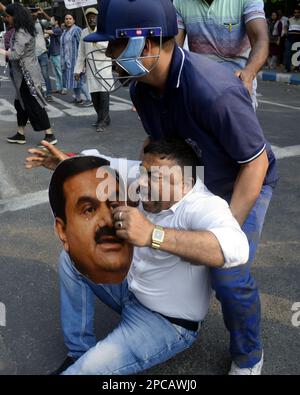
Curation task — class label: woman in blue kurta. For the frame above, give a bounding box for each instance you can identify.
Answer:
[61,14,90,103]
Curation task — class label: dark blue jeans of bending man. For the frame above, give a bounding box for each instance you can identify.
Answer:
[210,185,273,369]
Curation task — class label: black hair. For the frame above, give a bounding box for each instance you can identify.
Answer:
[143,139,201,183]
[52,15,61,25]
[49,156,115,223]
[5,3,36,36]
[64,13,75,22]
[149,36,175,46]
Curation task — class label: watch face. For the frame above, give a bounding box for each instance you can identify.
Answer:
[153,229,164,242]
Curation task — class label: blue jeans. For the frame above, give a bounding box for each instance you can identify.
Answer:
[59,251,199,375]
[73,75,91,102]
[50,54,63,91]
[210,185,273,368]
[38,52,52,97]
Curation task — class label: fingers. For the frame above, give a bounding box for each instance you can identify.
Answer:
[27,148,48,157]
[25,157,46,169]
[38,141,66,160]
[115,229,128,240]
[112,206,129,218]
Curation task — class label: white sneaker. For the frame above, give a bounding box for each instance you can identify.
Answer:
[228,352,264,375]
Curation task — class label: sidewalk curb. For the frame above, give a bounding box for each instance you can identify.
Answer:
[258,71,300,85]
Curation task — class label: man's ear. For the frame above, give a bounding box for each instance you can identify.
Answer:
[55,217,69,252]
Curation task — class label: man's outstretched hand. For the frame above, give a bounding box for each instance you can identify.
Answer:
[25,141,69,171]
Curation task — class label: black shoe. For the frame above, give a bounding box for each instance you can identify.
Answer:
[71,99,83,105]
[38,134,58,147]
[92,120,99,127]
[96,124,107,133]
[49,356,77,375]
[80,100,93,107]
[96,117,111,132]
[46,95,54,103]
[7,132,26,144]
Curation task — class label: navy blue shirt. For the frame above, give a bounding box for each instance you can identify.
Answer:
[130,45,278,198]
[49,27,62,56]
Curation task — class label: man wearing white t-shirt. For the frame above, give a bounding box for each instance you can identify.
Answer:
[26,139,249,375]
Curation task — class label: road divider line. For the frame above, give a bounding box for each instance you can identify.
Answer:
[0,189,48,215]
[110,95,133,105]
[258,100,300,111]
[271,145,300,159]
[0,159,20,199]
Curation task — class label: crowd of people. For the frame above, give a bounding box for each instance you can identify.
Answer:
[0,0,281,376]
[267,7,300,71]
[0,3,112,145]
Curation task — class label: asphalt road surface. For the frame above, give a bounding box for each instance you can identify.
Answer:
[0,74,299,375]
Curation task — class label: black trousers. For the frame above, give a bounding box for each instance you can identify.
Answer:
[91,91,110,125]
[14,79,51,131]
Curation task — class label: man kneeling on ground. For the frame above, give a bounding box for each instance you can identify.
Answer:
[29,139,249,374]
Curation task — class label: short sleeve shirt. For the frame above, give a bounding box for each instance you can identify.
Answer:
[174,0,266,69]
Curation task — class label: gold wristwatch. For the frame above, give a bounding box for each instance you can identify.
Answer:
[151,225,165,249]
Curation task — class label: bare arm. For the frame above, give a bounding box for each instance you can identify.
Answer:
[38,7,51,21]
[0,2,6,14]
[44,29,54,36]
[230,150,269,226]
[235,18,269,94]
[112,206,249,268]
[175,28,186,48]
[158,229,224,267]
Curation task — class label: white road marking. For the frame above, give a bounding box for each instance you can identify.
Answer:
[0,94,132,123]
[110,95,133,105]
[271,145,300,159]
[0,302,6,327]
[0,98,65,121]
[259,99,300,111]
[0,189,48,215]
[51,96,131,115]
[44,103,65,119]
[0,159,20,199]
[0,99,17,122]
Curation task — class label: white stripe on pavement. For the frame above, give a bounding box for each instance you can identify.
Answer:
[110,95,133,105]
[258,100,300,111]
[271,145,300,159]
[0,159,20,199]
[0,189,48,215]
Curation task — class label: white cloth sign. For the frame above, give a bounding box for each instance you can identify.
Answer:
[64,0,97,10]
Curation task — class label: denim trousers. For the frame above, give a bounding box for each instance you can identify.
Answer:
[73,75,91,102]
[59,251,199,375]
[210,185,273,368]
[38,52,52,96]
[50,54,63,91]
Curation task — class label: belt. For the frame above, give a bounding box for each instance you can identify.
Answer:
[159,313,199,332]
